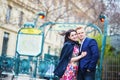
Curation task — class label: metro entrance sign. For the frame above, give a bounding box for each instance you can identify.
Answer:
[16,28,44,56]
[15,28,44,78]
[51,23,86,31]
[40,22,102,35]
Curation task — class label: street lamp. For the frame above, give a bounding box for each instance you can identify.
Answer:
[99,15,105,22]
[23,11,46,28]
[34,11,46,28]
[96,14,108,80]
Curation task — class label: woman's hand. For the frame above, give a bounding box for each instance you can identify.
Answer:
[70,51,87,62]
[81,51,87,58]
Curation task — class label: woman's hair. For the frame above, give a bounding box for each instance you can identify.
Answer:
[63,29,76,43]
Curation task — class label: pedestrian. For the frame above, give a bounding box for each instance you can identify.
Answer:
[54,29,87,80]
[76,26,99,80]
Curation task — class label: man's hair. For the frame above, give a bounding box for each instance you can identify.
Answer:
[76,26,84,31]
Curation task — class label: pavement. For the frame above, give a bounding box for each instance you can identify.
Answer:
[0,74,47,80]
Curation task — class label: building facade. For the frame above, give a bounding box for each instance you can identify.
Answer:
[0,0,63,58]
[0,0,99,57]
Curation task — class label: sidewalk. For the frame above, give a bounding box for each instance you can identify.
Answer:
[0,74,46,80]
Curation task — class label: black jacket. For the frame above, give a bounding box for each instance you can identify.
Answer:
[54,40,79,78]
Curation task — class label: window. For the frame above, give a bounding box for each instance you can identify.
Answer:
[18,11,24,27]
[6,5,12,23]
[2,32,9,56]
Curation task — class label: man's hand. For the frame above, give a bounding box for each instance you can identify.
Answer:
[87,69,91,72]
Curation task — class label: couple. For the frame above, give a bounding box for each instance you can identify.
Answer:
[54,26,99,80]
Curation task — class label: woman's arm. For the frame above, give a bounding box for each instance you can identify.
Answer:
[70,51,87,62]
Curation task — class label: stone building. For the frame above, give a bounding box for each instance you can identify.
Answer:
[0,0,63,58]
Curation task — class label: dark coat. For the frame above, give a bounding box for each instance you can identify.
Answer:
[54,40,79,78]
[79,37,99,72]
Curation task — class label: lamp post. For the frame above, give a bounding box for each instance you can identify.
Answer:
[34,11,46,28]
[96,14,108,80]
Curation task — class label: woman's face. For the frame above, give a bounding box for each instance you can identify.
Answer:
[68,31,78,41]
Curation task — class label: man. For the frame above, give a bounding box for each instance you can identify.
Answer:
[76,27,99,80]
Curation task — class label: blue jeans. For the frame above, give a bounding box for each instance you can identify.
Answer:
[77,70,95,80]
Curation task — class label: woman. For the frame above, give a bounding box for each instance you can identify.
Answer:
[54,29,87,80]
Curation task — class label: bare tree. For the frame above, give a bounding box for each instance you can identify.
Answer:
[104,0,120,35]
[35,0,120,35]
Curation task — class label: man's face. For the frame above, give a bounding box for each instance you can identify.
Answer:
[76,28,86,41]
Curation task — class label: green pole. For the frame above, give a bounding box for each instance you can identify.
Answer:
[98,15,108,80]
[14,54,20,76]
[34,12,45,28]
[33,57,38,78]
[33,14,39,28]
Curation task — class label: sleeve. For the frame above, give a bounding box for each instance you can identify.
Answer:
[88,39,100,70]
[59,43,74,61]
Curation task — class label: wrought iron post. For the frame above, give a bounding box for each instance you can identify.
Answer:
[96,15,108,80]
[33,57,38,78]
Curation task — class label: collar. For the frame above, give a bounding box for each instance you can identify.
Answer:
[81,37,87,43]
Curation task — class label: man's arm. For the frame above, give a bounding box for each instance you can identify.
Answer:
[88,39,99,71]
